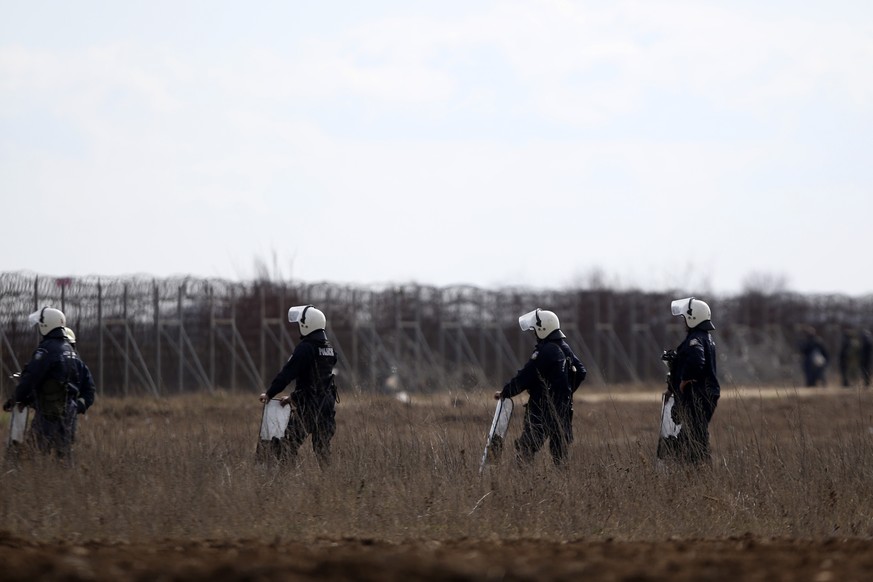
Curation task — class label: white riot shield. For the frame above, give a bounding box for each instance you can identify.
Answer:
[259,399,291,441]
[7,405,29,446]
[656,391,683,460]
[479,397,514,474]
[660,392,681,439]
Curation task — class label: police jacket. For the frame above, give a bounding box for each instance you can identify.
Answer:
[672,327,720,398]
[559,338,587,393]
[266,329,337,403]
[71,348,97,411]
[500,332,584,404]
[799,335,828,364]
[15,327,93,415]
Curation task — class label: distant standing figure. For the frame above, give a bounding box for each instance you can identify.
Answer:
[658,297,720,465]
[861,330,873,388]
[799,326,829,387]
[839,327,862,388]
[494,308,586,466]
[62,327,97,443]
[2,308,95,460]
[259,305,338,467]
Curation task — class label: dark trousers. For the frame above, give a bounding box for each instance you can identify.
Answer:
[659,388,718,465]
[272,399,336,468]
[515,399,572,466]
[31,401,78,460]
[802,360,826,387]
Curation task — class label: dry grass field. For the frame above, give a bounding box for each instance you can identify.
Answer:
[2,384,873,580]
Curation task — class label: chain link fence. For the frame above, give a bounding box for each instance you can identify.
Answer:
[2,272,871,397]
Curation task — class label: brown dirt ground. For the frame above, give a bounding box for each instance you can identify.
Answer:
[4,387,873,580]
[1,534,873,581]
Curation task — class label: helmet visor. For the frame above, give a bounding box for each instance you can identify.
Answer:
[671,297,694,317]
[287,305,314,324]
[27,309,42,327]
[518,309,540,332]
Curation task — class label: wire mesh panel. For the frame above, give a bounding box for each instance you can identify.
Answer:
[1,271,871,397]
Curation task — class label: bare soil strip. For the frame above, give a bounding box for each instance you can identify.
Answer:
[1,536,873,581]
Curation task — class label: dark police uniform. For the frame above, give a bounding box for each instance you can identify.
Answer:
[10,327,95,458]
[665,327,720,464]
[799,330,829,387]
[499,331,586,465]
[67,339,97,443]
[265,329,338,466]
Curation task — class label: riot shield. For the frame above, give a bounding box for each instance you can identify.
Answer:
[256,399,292,462]
[479,397,514,474]
[6,404,28,447]
[656,391,683,460]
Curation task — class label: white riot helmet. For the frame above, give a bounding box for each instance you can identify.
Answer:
[288,304,326,336]
[63,327,77,345]
[27,307,67,336]
[670,297,715,330]
[518,308,565,340]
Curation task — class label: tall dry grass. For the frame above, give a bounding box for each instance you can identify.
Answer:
[1,385,872,543]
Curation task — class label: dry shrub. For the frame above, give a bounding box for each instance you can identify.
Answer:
[1,386,872,543]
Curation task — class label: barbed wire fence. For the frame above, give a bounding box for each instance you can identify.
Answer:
[2,271,871,398]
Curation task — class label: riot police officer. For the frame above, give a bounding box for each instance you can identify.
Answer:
[660,296,720,465]
[259,305,338,467]
[62,326,97,443]
[494,308,586,466]
[3,307,94,459]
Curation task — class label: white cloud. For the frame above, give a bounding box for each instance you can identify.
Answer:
[0,44,183,119]
[1,1,872,293]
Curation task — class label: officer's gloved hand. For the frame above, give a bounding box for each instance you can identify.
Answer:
[75,398,87,415]
[2,398,14,412]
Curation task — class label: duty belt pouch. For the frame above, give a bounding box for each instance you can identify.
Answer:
[38,379,69,420]
[329,374,339,403]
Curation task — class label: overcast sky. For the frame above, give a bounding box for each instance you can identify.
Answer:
[1,1,871,296]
